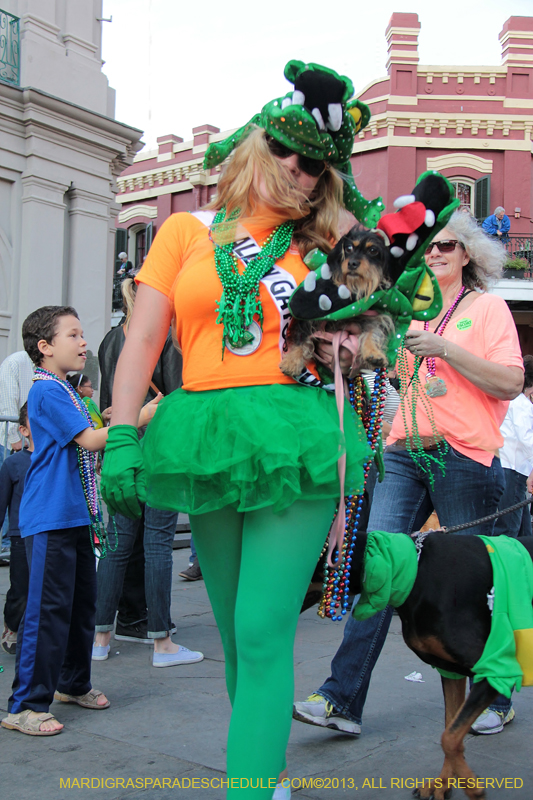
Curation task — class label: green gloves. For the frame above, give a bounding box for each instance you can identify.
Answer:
[101,425,146,519]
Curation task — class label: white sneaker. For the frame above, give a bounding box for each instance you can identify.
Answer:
[471,706,515,735]
[152,645,204,667]
[293,693,361,735]
[92,644,110,661]
[272,781,291,800]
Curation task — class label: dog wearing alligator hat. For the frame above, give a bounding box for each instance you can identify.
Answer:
[281,171,461,380]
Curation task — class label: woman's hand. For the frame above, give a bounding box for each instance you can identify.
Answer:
[403,329,523,401]
[102,407,112,423]
[404,330,448,360]
[527,468,533,495]
[314,322,362,375]
[138,393,162,427]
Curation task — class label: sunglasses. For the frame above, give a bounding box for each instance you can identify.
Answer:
[425,239,464,256]
[265,136,326,178]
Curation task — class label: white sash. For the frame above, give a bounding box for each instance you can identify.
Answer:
[191,211,328,390]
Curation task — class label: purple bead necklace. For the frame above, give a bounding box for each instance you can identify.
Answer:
[422,286,466,398]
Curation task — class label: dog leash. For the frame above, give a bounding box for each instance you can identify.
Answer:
[411,496,533,540]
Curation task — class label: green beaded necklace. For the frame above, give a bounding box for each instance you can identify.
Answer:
[211,207,295,357]
[397,337,448,487]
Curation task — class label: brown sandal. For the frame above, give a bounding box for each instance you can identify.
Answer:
[54,689,110,709]
[1,710,63,736]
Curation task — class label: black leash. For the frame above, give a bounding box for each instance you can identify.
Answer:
[413,497,533,537]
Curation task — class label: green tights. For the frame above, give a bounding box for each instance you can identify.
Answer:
[190,498,335,799]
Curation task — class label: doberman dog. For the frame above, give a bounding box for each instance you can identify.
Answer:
[303,531,533,800]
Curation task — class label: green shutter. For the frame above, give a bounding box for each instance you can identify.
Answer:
[115,229,128,273]
[474,176,490,222]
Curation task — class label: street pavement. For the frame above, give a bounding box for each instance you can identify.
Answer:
[1,547,532,800]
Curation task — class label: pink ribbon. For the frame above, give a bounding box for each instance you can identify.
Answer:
[311,329,362,568]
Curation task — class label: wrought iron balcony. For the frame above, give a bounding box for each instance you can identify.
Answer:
[0,8,19,86]
[503,235,533,264]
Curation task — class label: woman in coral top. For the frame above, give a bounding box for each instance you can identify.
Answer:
[101,61,382,799]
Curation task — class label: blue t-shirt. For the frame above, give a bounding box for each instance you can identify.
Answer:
[19,381,91,537]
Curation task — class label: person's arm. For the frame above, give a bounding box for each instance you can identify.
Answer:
[0,361,22,448]
[74,392,161,451]
[0,460,13,530]
[110,284,172,426]
[501,216,511,234]
[527,467,533,494]
[403,330,522,400]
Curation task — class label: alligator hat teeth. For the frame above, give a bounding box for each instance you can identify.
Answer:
[327,103,343,132]
[292,90,305,105]
[312,108,325,130]
[390,246,404,258]
[406,233,418,251]
[281,97,291,109]
[321,263,332,279]
[304,271,317,291]
[393,194,416,209]
[319,294,332,311]
[425,210,436,227]
[338,285,351,300]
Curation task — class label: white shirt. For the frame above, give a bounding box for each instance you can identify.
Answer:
[0,351,34,447]
[499,392,533,476]
[361,371,400,425]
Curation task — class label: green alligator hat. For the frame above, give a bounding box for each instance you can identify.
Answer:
[288,171,460,367]
[203,60,384,228]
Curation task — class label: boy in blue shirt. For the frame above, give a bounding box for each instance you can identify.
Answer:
[1,403,33,655]
[1,306,158,736]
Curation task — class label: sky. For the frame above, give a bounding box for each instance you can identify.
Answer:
[100,0,532,152]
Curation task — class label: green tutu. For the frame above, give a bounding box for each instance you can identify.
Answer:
[142,383,371,515]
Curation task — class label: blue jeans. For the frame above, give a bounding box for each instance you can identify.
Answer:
[494,468,527,538]
[95,505,177,638]
[318,446,505,724]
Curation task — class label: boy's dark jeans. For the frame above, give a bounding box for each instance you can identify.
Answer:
[3,536,29,632]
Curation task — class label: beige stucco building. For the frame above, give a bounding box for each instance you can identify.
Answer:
[0,0,143,375]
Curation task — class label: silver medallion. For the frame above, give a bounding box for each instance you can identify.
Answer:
[225,321,263,356]
[425,375,447,398]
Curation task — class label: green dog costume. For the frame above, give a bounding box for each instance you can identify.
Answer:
[354,532,533,697]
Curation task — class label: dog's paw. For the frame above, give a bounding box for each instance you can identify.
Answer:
[279,348,306,378]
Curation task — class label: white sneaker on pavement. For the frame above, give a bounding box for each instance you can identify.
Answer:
[293,693,361,735]
[471,706,515,735]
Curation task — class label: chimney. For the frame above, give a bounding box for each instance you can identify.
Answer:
[385,13,420,97]
[386,12,421,72]
[499,16,533,68]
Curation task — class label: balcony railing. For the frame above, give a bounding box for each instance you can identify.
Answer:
[0,8,19,86]
[503,235,533,264]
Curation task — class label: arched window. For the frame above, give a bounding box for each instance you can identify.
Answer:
[449,178,474,213]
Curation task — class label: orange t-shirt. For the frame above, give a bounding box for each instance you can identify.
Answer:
[389,292,524,466]
[137,211,316,392]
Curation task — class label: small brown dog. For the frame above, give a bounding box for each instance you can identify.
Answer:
[280,227,395,378]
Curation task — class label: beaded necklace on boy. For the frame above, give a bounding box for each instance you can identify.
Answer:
[33,368,117,557]
[423,285,467,398]
[318,369,387,621]
[211,207,295,357]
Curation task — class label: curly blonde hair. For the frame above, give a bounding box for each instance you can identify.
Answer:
[445,211,507,290]
[206,127,344,257]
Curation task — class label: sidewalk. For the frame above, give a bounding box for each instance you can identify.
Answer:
[1,547,532,799]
